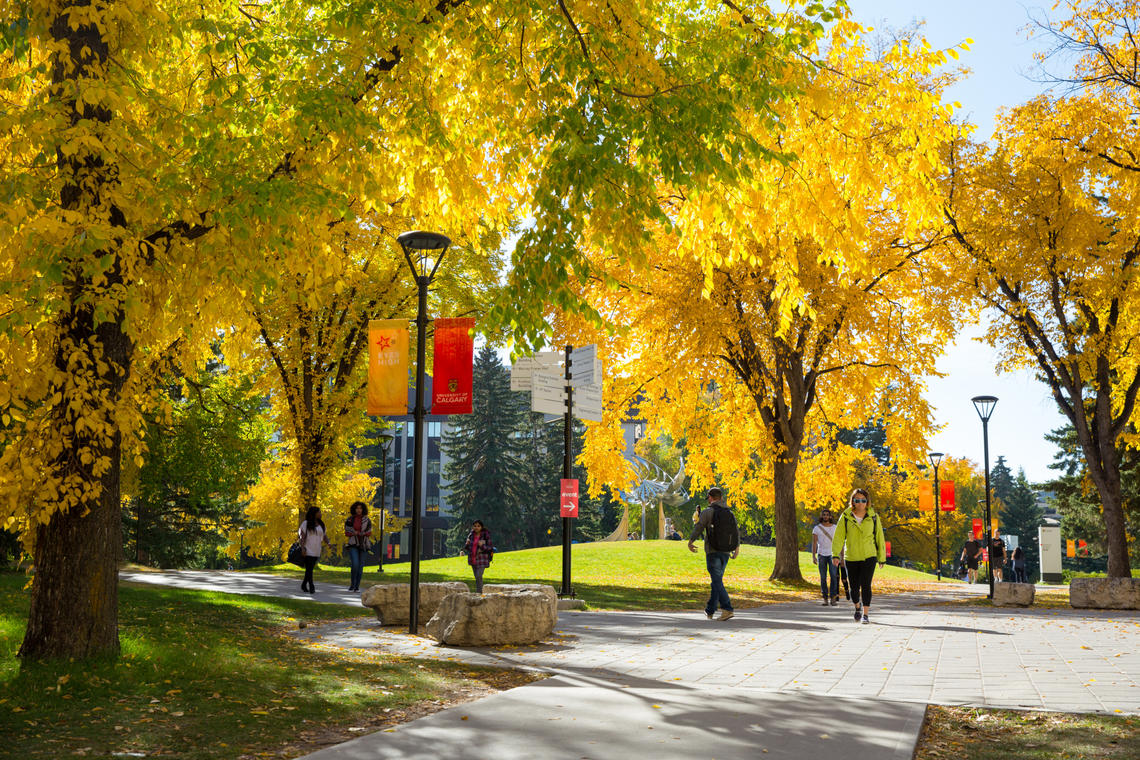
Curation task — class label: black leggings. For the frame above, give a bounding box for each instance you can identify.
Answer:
[846,557,877,607]
[302,556,318,592]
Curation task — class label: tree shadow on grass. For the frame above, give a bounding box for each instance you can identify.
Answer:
[0,577,524,760]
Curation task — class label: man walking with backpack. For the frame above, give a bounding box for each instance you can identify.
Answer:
[688,487,740,621]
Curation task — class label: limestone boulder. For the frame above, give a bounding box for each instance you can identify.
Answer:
[1070,578,1140,610]
[992,582,1035,607]
[360,582,469,625]
[482,583,558,609]
[426,590,557,646]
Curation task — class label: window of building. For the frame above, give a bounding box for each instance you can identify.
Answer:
[432,530,444,556]
[428,421,441,438]
[426,495,439,514]
[428,459,440,475]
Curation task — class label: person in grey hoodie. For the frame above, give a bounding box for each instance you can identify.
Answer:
[688,487,740,621]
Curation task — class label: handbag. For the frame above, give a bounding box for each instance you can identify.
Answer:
[287,541,305,567]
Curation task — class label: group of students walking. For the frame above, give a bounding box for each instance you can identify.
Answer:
[294,502,495,595]
[689,487,887,625]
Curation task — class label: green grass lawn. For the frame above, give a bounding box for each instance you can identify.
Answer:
[916,706,1140,760]
[258,540,942,609]
[0,573,539,760]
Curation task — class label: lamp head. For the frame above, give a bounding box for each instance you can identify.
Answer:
[971,395,998,422]
[928,451,943,468]
[378,432,395,452]
[398,230,451,280]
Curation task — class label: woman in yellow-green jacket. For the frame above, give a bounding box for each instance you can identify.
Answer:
[831,488,886,625]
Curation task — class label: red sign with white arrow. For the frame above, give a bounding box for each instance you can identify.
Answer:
[560,479,579,518]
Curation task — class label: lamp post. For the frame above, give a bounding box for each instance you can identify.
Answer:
[971,395,998,600]
[376,430,394,573]
[929,452,943,581]
[399,230,451,634]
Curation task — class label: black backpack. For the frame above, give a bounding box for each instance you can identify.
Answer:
[706,505,739,552]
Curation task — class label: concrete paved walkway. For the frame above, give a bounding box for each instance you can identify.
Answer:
[120,570,1140,759]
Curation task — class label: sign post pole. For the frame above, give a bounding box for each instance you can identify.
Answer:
[562,345,574,597]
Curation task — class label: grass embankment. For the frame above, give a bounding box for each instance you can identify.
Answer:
[0,573,540,760]
[915,705,1140,760]
[260,540,941,609]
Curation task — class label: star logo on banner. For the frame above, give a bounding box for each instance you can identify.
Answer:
[375,335,392,350]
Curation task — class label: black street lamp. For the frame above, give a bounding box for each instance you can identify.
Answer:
[399,230,451,634]
[971,395,998,600]
[376,430,394,573]
[929,452,943,581]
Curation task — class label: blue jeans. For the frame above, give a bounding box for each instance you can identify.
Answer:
[347,546,366,590]
[705,551,733,614]
[817,555,839,599]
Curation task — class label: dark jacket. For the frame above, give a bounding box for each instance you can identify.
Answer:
[464,529,494,568]
[688,501,740,554]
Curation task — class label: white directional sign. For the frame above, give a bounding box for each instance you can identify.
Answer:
[510,351,561,391]
[572,383,603,422]
[530,370,568,415]
[568,345,601,387]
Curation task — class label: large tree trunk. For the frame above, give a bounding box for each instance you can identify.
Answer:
[1080,395,1132,578]
[20,314,131,659]
[770,456,804,582]
[20,431,124,659]
[19,1,130,659]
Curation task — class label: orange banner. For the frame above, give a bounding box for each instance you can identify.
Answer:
[367,319,409,416]
[991,517,999,537]
[918,480,934,511]
[940,480,956,511]
[431,318,475,415]
[1066,540,1076,558]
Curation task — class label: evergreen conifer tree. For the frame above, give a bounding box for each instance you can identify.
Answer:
[1001,469,1045,582]
[442,346,527,552]
[990,456,1015,507]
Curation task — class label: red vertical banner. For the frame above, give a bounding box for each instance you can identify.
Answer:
[885,541,891,557]
[1078,539,1088,556]
[368,319,409,415]
[560,479,579,518]
[972,518,984,539]
[940,480,956,511]
[431,318,475,414]
[917,481,934,511]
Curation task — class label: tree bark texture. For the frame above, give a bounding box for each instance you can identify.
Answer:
[20,1,129,659]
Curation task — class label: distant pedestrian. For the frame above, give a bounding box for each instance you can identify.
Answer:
[960,538,981,583]
[1011,546,1027,583]
[688,487,740,621]
[811,508,840,606]
[298,506,330,594]
[832,488,886,625]
[990,536,1007,582]
[463,520,494,593]
[343,501,373,593]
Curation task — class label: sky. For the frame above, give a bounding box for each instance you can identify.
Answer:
[846,0,1069,483]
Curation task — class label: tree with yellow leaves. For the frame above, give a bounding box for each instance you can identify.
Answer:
[222,208,501,550]
[0,0,834,658]
[564,20,966,581]
[943,91,1140,578]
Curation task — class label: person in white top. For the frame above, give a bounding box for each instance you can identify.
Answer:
[298,506,330,594]
[811,508,840,606]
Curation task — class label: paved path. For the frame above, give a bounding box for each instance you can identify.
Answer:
[121,571,1140,759]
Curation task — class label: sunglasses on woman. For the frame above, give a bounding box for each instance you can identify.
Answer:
[853,498,867,503]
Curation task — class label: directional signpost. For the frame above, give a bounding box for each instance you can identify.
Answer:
[510,345,603,598]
